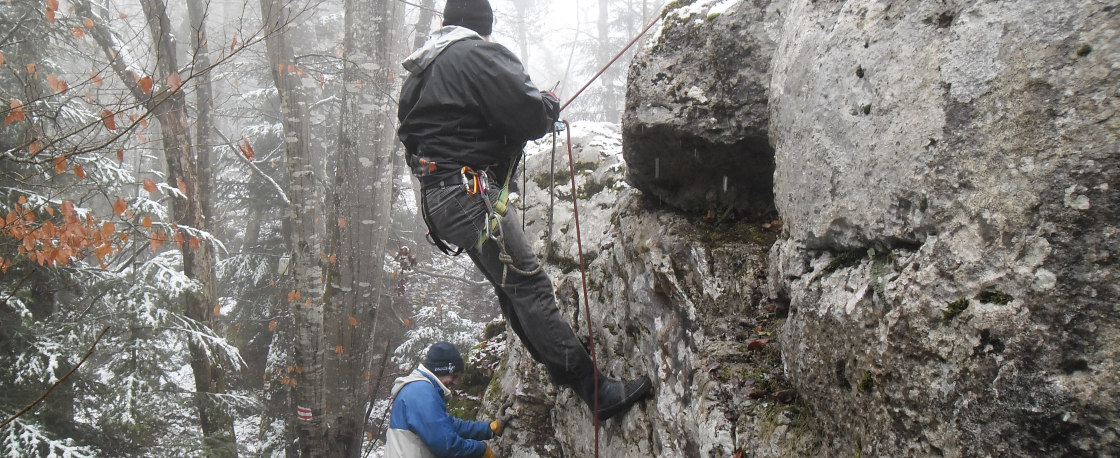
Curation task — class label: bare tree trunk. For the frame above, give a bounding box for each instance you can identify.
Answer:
[323,0,400,456]
[598,0,618,121]
[512,0,530,65]
[137,0,236,454]
[411,0,434,51]
[260,0,327,455]
[187,0,215,221]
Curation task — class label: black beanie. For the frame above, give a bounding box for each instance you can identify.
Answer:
[423,342,465,376]
[443,0,493,37]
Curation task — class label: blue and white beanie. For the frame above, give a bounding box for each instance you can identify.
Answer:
[423,342,465,375]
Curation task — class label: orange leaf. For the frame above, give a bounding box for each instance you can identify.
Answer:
[100,222,115,238]
[294,366,303,374]
[288,290,300,302]
[0,51,5,67]
[143,178,157,194]
[173,231,185,247]
[141,215,152,229]
[150,231,165,250]
[213,306,221,316]
[54,156,67,174]
[189,236,200,249]
[304,298,312,307]
[334,345,344,356]
[268,320,277,331]
[116,150,124,162]
[138,76,153,93]
[60,200,74,216]
[71,27,84,39]
[17,195,26,205]
[119,12,127,18]
[91,71,103,88]
[329,253,337,263]
[28,141,41,156]
[338,218,346,228]
[167,72,182,91]
[5,99,25,124]
[230,34,237,52]
[112,197,127,216]
[26,63,35,73]
[45,206,54,216]
[239,139,254,160]
[348,316,357,326]
[403,317,411,327]
[45,8,55,23]
[46,0,58,10]
[139,117,148,128]
[101,109,116,130]
[83,17,93,28]
[176,177,187,195]
[74,165,85,179]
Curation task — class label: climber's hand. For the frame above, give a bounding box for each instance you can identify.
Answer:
[482,445,497,458]
[490,401,514,436]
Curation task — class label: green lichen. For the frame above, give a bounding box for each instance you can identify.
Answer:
[858,373,874,393]
[483,320,506,340]
[533,168,571,190]
[942,298,969,324]
[663,0,698,14]
[978,291,1013,305]
[824,251,864,273]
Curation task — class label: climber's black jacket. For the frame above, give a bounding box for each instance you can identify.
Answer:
[397,26,559,184]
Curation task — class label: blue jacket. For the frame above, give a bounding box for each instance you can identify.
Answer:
[385,365,493,458]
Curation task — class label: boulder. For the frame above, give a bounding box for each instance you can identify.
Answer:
[768,0,1119,456]
[622,0,787,213]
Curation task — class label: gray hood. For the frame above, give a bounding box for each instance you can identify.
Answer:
[390,365,451,400]
[401,26,483,74]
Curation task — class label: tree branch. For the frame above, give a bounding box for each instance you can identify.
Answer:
[412,269,490,287]
[0,326,111,430]
[213,127,291,205]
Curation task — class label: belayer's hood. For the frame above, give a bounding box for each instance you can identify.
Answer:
[401,26,483,74]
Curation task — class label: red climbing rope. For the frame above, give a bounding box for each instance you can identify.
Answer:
[556,12,662,458]
[561,120,602,452]
[559,14,662,114]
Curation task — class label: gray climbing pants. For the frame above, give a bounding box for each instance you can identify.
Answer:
[422,179,595,386]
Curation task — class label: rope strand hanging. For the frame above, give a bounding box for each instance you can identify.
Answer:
[554,13,661,458]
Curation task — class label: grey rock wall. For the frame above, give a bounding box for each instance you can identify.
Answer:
[483,0,1118,456]
[623,0,786,213]
[767,0,1118,456]
[481,124,818,457]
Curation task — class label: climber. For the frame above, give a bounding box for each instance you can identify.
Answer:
[397,0,651,423]
[385,342,509,458]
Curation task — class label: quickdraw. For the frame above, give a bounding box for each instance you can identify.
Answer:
[459,165,542,284]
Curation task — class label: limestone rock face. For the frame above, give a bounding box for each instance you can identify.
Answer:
[481,123,817,457]
[767,0,1118,456]
[622,0,786,213]
[484,0,1118,456]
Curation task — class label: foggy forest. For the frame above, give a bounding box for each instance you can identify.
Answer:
[0,0,664,455]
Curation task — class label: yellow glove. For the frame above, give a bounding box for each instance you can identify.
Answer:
[482,445,497,458]
[490,402,513,436]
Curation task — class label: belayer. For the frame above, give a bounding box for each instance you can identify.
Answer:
[385,343,509,458]
[396,0,652,439]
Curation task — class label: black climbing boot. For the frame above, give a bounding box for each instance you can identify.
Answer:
[572,370,653,422]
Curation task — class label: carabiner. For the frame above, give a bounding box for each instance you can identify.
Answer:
[461,167,481,195]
